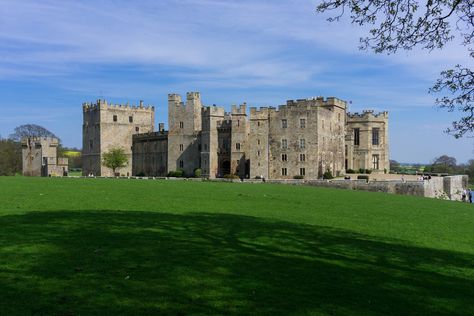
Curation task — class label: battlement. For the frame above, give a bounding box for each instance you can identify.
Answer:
[250,107,269,119]
[283,96,347,110]
[346,110,389,120]
[231,103,247,115]
[202,105,225,116]
[83,99,155,112]
[21,136,59,147]
[186,91,201,100]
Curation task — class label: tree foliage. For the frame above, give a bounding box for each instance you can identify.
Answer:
[316,0,474,137]
[0,138,22,176]
[9,124,58,142]
[102,147,128,175]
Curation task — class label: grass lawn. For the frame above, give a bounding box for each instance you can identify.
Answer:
[0,177,473,315]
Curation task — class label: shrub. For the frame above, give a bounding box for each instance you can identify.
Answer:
[357,175,369,182]
[346,169,355,174]
[358,168,366,174]
[293,175,304,179]
[323,169,334,180]
[136,172,145,177]
[384,168,387,174]
[366,169,372,174]
[194,168,202,178]
[167,169,184,177]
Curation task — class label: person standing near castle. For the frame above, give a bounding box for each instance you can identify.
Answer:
[468,189,473,203]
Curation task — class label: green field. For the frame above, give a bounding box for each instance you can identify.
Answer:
[1,177,473,315]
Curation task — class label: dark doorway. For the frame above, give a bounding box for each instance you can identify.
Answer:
[221,160,230,176]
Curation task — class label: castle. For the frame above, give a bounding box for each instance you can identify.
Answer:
[82,92,389,178]
[22,137,68,177]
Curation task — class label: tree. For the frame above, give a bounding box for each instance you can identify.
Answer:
[389,159,401,172]
[9,124,58,142]
[431,154,457,173]
[316,0,474,137]
[0,138,22,176]
[102,147,128,176]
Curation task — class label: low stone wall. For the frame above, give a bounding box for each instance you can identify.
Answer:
[71,174,468,200]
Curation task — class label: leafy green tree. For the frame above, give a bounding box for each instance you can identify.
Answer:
[430,154,457,173]
[315,0,474,137]
[102,147,128,176]
[0,138,22,176]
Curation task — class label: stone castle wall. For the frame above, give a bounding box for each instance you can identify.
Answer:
[82,99,154,176]
[22,137,68,177]
[346,110,389,173]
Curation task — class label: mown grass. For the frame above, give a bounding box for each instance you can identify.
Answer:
[0,177,473,315]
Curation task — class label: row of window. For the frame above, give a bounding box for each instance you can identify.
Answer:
[281,139,305,149]
[112,115,134,123]
[281,168,306,176]
[280,114,343,130]
[281,153,306,162]
[281,119,305,129]
[353,128,380,146]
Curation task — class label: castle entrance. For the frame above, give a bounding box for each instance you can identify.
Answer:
[220,160,230,177]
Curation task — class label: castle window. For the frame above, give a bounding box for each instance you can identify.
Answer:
[204,144,208,151]
[89,140,93,150]
[300,168,305,176]
[282,154,287,161]
[257,121,260,127]
[180,121,184,129]
[257,139,260,145]
[300,118,306,128]
[129,116,133,123]
[281,168,287,176]
[237,120,240,127]
[179,160,184,168]
[113,115,117,122]
[354,128,360,146]
[372,154,380,170]
[281,139,288,149]
[372,128,380,146]
[300,154,305,162]
[338,113,341,122]
[281,119,288,129]
[135,127,139,132]
[180,144,184,151]
[322,120,325,130]
[236,143,241,150]
[257,150,261,157]
[299,139,305,149]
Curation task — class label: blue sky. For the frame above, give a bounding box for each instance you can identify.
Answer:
[0,0,472,163]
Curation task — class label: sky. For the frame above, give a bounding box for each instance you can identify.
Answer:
[0,0,472,163]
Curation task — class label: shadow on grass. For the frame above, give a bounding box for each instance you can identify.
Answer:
[0,211,473,316]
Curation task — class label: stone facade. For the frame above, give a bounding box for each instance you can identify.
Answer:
[82,99,154,176]
[345,111,389,173]
[83,92,390,179]
[22,137,68,177]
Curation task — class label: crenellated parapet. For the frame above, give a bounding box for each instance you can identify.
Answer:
[346,110,389,121]
[231,103,247,115]
[202,105,225,117]
[250,107,270,120]
[83,99,155,112]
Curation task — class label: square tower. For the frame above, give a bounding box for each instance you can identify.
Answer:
[82,99,155,176]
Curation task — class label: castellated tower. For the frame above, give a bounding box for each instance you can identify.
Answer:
[249,107,270,179]
[230,103,250,178]
[201,106,225,178]
[82,99,154,176]
[250,97,347,179]
[167,92,202,176]
[345,110,389,172]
